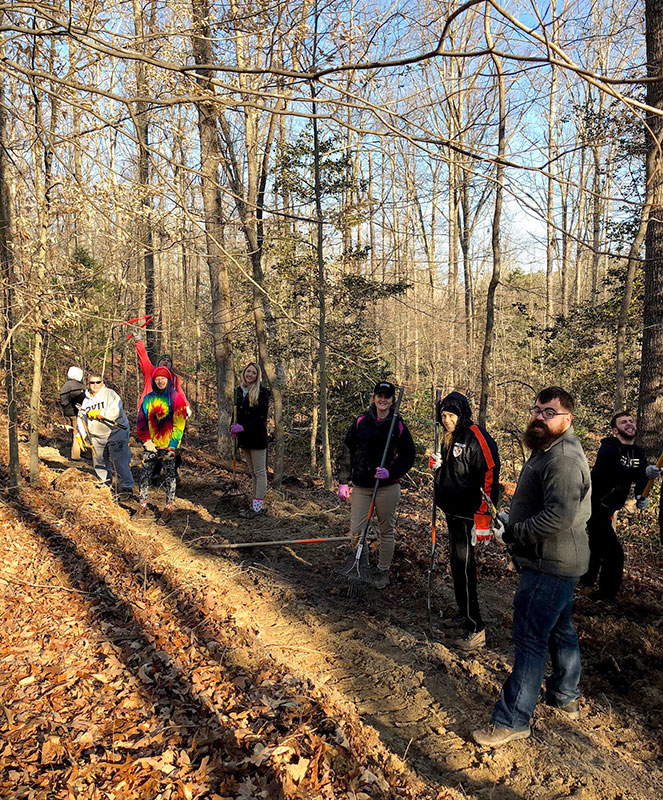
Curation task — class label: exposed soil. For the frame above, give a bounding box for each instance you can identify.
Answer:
[2,430,663,799]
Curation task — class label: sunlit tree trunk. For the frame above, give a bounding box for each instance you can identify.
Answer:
[638,0,663,451]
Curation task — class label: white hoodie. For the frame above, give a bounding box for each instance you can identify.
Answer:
[77,385,128,442]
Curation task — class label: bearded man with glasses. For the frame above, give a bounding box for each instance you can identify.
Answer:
[472,386,591,748]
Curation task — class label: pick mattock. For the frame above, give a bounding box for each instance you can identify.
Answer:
[427,388,442,629]
[338,386,405,592]
[640,451,663,500]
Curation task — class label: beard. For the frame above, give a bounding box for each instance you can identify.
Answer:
[523,420,562,452]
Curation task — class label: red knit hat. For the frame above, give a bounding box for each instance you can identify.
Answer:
[153,366,172,382]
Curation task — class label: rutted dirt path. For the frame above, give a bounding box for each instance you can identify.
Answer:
[12,440,663,799]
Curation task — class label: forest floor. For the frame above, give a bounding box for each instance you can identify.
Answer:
[2,425,663,800]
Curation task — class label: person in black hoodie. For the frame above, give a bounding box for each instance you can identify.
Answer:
[58,366,86,460]
[580,411,659,600]
[230,362,270,516]
[337,381,416,589]
[430,391,500,652]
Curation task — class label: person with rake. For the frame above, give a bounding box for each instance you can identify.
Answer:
[430,391,500,652]
[230,362,270,517]
[336,381,416,589]
[134,366,187,524]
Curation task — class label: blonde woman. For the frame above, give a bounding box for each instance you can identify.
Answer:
[230,362,270,515]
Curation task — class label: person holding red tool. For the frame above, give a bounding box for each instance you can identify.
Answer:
[127,316,191,417]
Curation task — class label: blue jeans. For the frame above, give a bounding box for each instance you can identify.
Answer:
[491,569,581,731]
[91,434,134,491]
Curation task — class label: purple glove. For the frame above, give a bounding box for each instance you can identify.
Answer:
[337,484,350,501]
[230,423,244,435]
[375,467,390,480]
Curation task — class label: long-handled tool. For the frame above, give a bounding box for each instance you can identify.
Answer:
[480,487,519,573]
[209,536,350,550]
[123,314,153,340]
[427,388,442,628]
[338,386,405,589]
[640,451,663,499]
[217,387,244,503]
[84,412,128,430]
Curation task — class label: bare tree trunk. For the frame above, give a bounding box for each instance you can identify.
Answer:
[638,0,663,451]
[131,0,158,359]
[591,147,602,303]
[191,0,234,455]
[0,73,19,489]
[311,60,332,489]
[545,27,558,329]
[479,19,505,426]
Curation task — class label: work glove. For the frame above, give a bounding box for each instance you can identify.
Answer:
[337,484,350,502]
[492,512,510,545]
[471,514,492,546]
[132,329,143,341]
[375,467,390,480]
[75,433,89,452]
[428,452,442,470]
[87,409,101,419]
[186,405,193,419]
[636,495,649,510]
[163,448,177,460]
[230,423,244,438]
[646,465,661,480]
[143,439,157,453]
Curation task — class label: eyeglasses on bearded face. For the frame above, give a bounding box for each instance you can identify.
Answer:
[529,406,567,420]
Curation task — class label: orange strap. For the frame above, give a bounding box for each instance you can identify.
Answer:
[470,424,495,515]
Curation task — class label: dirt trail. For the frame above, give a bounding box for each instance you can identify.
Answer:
[18,441,663,798]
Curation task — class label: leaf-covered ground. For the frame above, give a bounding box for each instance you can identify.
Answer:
[2,428,663,799]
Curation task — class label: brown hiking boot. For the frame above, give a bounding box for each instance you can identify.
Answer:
[472,724,530,748]
[158,507,174,525]
[454,629,486,652]
[371,567,390,589]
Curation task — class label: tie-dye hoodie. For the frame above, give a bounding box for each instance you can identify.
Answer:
[137,368,187,449]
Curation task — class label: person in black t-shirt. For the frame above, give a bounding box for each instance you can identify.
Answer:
[580,411,660,600]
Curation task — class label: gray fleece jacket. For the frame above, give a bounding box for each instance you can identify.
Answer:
[505,425,591,577]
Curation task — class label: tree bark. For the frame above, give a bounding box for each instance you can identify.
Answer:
[638,0,663,451]
[191,0,234,455]
[479,17,505,426]
[0,73,19,489]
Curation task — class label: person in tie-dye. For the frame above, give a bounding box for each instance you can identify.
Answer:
[134,366,187,524]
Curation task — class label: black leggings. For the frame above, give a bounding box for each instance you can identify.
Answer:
[139,449,178,506]
[445,513,484,633]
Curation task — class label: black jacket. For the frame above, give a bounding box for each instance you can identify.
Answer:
[235,385,270,450]
[58,379,85,417]
[337,405,416,489]
[433,391,500,522]
[590,436,648,515]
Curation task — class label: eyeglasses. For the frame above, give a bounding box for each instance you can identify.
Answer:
[89,380,102,385]
[529,406,567,420]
